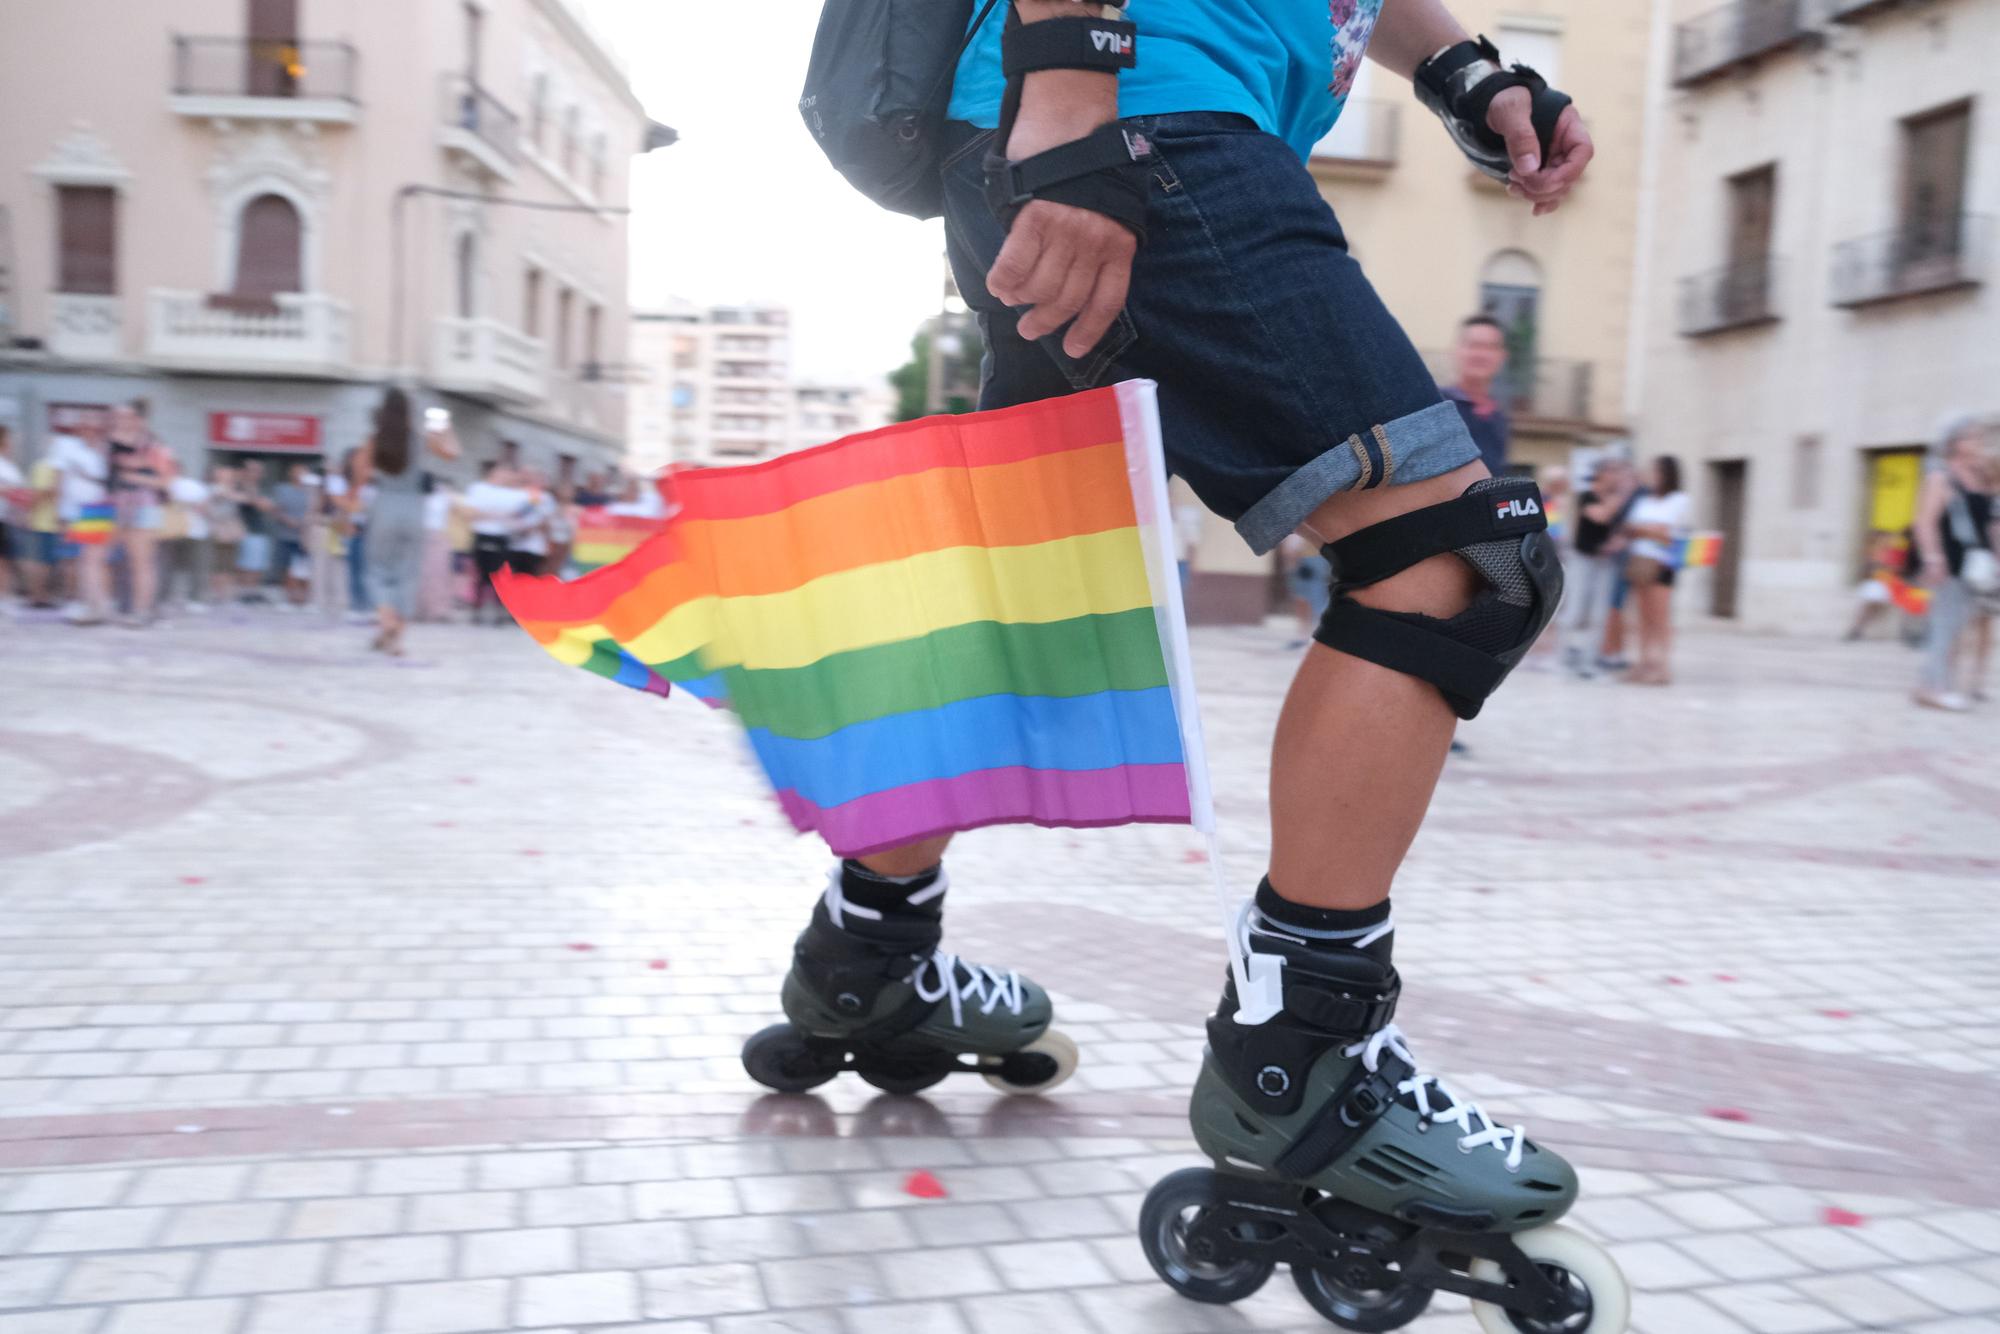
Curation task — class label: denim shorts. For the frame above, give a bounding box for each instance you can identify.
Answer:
[942,114,1479,555]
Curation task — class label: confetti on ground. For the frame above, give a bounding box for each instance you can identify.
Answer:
[567,942,596,953]
[903,1170,948,1200]
[1707,1108,1752,1123]
[1822,1207,1866,1227]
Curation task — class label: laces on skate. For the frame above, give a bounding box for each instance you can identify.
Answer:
[819,870,1023,1030]
[1348,1024,1528,1170]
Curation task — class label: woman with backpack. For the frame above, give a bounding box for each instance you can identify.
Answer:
[1913,415,1998,711]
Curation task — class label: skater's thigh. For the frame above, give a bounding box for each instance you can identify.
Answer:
[939,116,1477,556]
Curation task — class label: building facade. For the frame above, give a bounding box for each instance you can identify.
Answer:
[1631,0,1995,632]
[0,0,659,486]
[1180,0,1656,622]
[628,301,891,471]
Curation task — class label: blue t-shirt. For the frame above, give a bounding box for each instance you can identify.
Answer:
[947,0,1385,162]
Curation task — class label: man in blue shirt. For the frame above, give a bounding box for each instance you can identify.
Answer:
[800,5,1624,1324]
[1441,313,1515,478]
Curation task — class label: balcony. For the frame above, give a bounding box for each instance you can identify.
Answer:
[1673,0,1820,87]
[1679,256,1783,335]
[439,76,520,181]
[1831,214,1989,308]
[48,294,123,361]
[1308,101,1401,175]
[147,290,351,376]
[1827,0,1900,19]
[169,36,358,123]
[431,316,546,405]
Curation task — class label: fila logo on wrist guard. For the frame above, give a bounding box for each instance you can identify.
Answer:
[1494,497,1541,521]
[1091,27,1134,57]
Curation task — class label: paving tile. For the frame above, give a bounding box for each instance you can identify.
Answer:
[332,1234,453,1287]
[381,1278,512,1334]
[99,1299,247,1334]
[194,1241,328,1297]
[759,1255,888,1309]
[243,1287,382,1334]
[516,1271,642,1326]
[25,1207,165,1254]
[56,1252,200,1306]
[639,1264,766,1321]
[460,1227,578,1278]
[984,1240,1117,1291]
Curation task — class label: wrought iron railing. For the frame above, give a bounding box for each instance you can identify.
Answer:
[171,35,357,101]
[442,76,521,164]
[1679,256,1783,335]
[1310,101,1401,168]
[1673,0,1818,86]
[1832,214,1990,307]
[1423,352,1596,424]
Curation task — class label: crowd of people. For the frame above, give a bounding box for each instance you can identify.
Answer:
[0,394,665,652]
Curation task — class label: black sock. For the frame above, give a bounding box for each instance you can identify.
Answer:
[1253,877,1393,964]
[838,859,945,919]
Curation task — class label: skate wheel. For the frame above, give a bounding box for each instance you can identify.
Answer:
[1469,1225,1630,1334]
[982,1029,1078,1096]
[741,1023,842,1094]
[1293,1249,1432,1331]
[1139,1166,1274,1304]
[855,1053,953,1096]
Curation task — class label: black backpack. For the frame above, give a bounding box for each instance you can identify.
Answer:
[799,0,1002,220]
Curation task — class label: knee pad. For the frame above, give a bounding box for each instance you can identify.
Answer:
[1313,477,1562,720]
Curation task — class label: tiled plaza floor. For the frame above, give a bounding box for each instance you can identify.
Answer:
[3,607,1998,1334]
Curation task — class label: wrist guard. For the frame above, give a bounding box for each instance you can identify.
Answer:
[1414,36,1572,183]
[982,5,1152,238]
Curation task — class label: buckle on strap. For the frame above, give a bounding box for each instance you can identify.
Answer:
[1272,1051,1414,1180]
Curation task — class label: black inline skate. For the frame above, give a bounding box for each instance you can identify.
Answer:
[1139,904,1628,1332]
[742,871,1077,1097]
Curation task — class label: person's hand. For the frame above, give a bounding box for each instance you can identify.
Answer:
[986,67,1135,359]
[1487,89,1594,216]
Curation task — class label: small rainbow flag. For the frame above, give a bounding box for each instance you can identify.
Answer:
[570,506,668,574]
[499,382,1210,857]
[1676,531,1723,570]
[66,502,115,546]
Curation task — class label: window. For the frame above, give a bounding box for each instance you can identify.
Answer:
[1478,249,1544,408]
[233,192,302,297]
[529,73,549,152]
[555,286,573,368]
[1900,101,1971,261]
[1496,21,1562,89]
[523,266,542,336]
[591,132,607,198]
[584,303,602,374]
[1727,164,1777,268]
[1791,435,1821,511]
[562,106,580,177]
[55,185,117,294]
[454,232,477,318]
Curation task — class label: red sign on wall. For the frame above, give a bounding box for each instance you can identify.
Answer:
[208,411,322,453]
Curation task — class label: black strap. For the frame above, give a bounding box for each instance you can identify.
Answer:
[1316,603,1510,706]
[1273,1049,1415,1180]
[984,123,1151,235]
[1284,981,1400,1038]
[1414,36,1572,177]
[1003,15,1136,77]
[1323,479,1546,589]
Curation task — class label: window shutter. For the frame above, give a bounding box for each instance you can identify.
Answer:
[234,193,304,297]
[56,186,117,295]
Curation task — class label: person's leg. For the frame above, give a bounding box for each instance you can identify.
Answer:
[1973,612,1994,699]
[130,526,158,621]
[1917,580,1967,698]
[77,544,110,620]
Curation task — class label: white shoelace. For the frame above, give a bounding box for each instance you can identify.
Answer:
[820,869,1023,1030]
[1347,1024,1528,1171]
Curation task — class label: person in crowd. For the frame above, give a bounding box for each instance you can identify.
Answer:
[232,459,275,603]
[269,462,315,607]
[1845,530,1915,643]
[1562,454,1640,677]
[1912,415,1997,711]
[203,464,245,606]
[1969,446,2000,700]
[417,478,458,622]
[1440,314,1513,479]
[1281,531,1332,652]
[307,468,346,619]
[1524,464,1571,667]
[546,478,578,579]
[352,389,460,656]
[465,460,532,624]
[0,426,25,604]
[327,447,375,621]
[106,400,174,627]
[160,466,214,614]
[53,417,112,625]
[1620,455,1690,686]
[507,468,557,578]
[574,470,611,508]
[22,434,69,609]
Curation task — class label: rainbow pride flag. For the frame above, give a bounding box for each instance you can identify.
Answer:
[570,507,668,574]
[1674,531,1723,570]
[65,502,114,546]
[499,382,1210,856]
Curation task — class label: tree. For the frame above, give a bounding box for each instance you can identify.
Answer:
[887,318,982,422]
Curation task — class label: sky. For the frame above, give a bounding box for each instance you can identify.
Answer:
[574,1,951,387]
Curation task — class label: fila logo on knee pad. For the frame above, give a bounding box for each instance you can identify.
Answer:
[1494,497,1541,520]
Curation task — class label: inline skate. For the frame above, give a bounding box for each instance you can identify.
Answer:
[1139,904,1628,1332]
[742,871,1077,1097]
